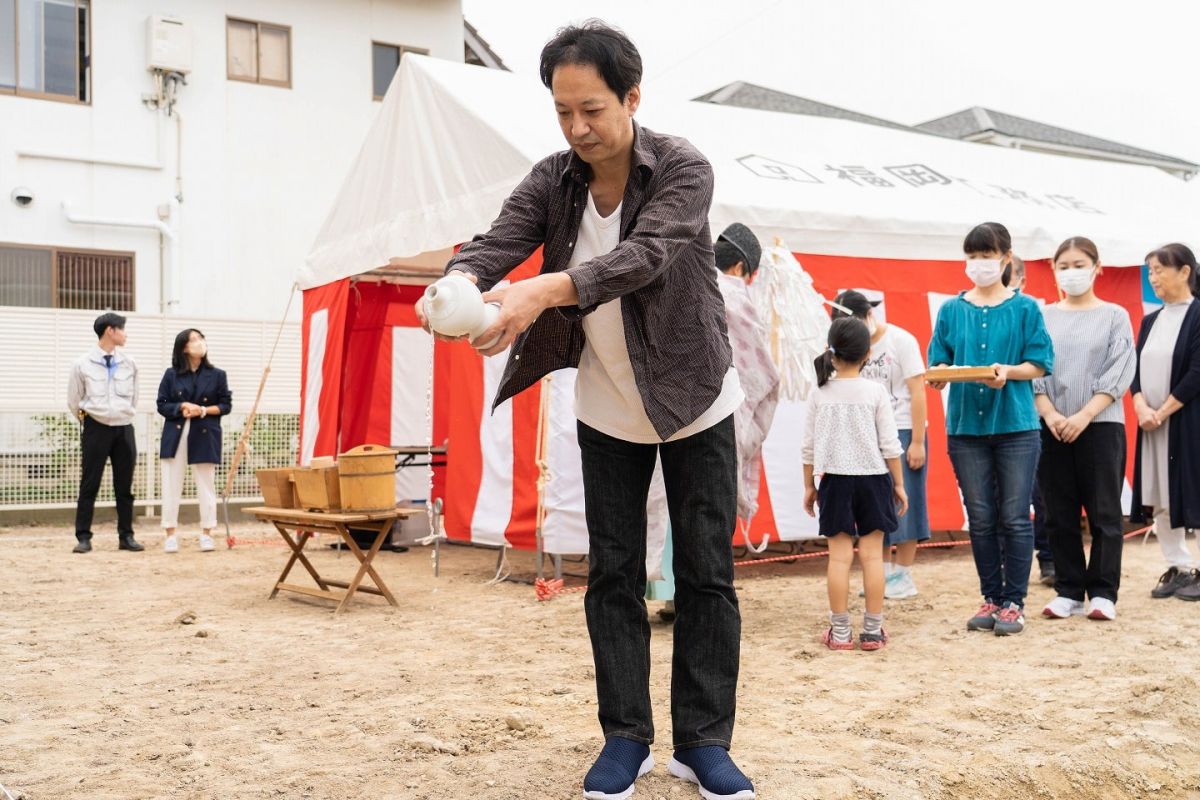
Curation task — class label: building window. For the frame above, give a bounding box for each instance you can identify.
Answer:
[371,41,427,101]
[0,0,90,104]
[226,17,290,88]
[0,244,134,310]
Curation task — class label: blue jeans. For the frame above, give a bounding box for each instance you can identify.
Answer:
[886,429,930,545]
[948,430,1041,608]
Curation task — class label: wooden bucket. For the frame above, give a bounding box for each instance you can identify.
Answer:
[294,466,342,511]
[256,468,297,509]
[337,444,397,512]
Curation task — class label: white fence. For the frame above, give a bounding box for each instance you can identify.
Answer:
[0,306,302,512]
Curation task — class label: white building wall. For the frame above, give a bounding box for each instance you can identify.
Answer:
[0,0,463,321]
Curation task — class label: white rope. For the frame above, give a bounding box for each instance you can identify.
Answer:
[750,243,831,401]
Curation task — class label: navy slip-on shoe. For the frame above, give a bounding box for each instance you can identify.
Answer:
[583,737,654,800]
[668,746,754,800]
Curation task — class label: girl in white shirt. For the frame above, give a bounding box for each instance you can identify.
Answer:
[804,317,908,651]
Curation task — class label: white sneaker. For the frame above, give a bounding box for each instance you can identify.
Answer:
[198,534,215,552]
[885,569,918,600]
[1087,597,1116,621]
[163,535,179,554]
[1041,596,1085,619]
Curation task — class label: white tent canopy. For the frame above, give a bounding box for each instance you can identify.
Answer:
[303,54,1199,288]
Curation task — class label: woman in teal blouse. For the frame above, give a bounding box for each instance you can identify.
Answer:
[928,222,1054,637]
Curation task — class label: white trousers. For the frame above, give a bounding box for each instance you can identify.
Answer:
[1154,510,1197,570]
[161,420,218,530]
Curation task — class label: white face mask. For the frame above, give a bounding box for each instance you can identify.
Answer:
[966,258,1004,288]
[1056,267,1096,297]
[866,316,879,336]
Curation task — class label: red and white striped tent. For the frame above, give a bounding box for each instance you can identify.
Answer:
[299,55,1198,552]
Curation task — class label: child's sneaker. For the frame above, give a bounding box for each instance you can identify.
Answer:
[198,534,215,552]
[885,569,918,600]
[859,629,889,651]
[821,627,855,651]
[966,602,1000,631]
[163,535,179,554]
[993,602,1025,636]
[1042,596,1085,618]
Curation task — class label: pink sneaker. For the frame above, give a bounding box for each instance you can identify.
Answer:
[821,627,855,651]
[859,629,889,651]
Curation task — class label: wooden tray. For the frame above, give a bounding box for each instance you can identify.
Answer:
[926,366,997,383]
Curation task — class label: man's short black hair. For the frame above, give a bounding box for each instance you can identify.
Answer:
[714,241,744,274]
[94,312,126,339]
[540,20,642,102]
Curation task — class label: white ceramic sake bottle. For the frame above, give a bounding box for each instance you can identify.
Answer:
[423,273,502,350]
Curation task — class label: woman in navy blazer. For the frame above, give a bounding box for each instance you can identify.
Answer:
[157,329,232,553]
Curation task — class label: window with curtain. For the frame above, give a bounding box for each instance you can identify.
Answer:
[0,0,89,103]
[227,17,290,88]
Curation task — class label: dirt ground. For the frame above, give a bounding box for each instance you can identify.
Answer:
[1,521,1199,800]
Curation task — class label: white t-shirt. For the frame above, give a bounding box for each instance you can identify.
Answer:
[860,325,925,430]
[573,194,743,443]
[801,377,902,476]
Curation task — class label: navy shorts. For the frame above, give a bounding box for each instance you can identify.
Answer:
[817,473,899,538]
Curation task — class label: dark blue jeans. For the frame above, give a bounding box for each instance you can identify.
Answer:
[948,430,1041,608]
[578,416,740,750]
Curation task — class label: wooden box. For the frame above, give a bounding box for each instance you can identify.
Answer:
[293,466,342,511]
[337,444,397,512]
[256,468,297,509]
[926,366,998,384]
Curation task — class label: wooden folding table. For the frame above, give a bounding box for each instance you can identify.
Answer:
[244,506,420,613]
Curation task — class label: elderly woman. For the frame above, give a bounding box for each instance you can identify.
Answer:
[1132,243,1200,600]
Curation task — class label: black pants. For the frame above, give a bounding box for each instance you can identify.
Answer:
[1037,422,1125,602]
[578,416,740,750]
[1032,481,1053,566]
[75,417,137,541]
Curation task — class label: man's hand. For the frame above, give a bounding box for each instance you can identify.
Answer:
[803,485,817,517]
[475,273,576,357]
[906,440,926,470]
[980,363,1008,390]
[1058,411,1093,444]
[415,271,477,342]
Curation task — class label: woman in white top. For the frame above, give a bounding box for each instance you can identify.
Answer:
[803,317,908,651]
[1033,237,1136,621]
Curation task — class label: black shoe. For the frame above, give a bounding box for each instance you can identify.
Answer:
[73,538,92,554]
[1174,570,1200,602]
[118,536,145,552]
[1152,566,1194,598]
[1039,563,1056,587]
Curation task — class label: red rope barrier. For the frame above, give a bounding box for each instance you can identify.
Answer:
[533,523,1158,601]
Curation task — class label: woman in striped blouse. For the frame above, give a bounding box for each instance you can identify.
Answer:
[1033,237,1136,621]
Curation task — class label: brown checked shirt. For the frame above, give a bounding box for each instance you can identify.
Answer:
[445,122,733,440]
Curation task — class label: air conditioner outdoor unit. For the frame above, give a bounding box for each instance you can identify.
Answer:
[146,15,192,73]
